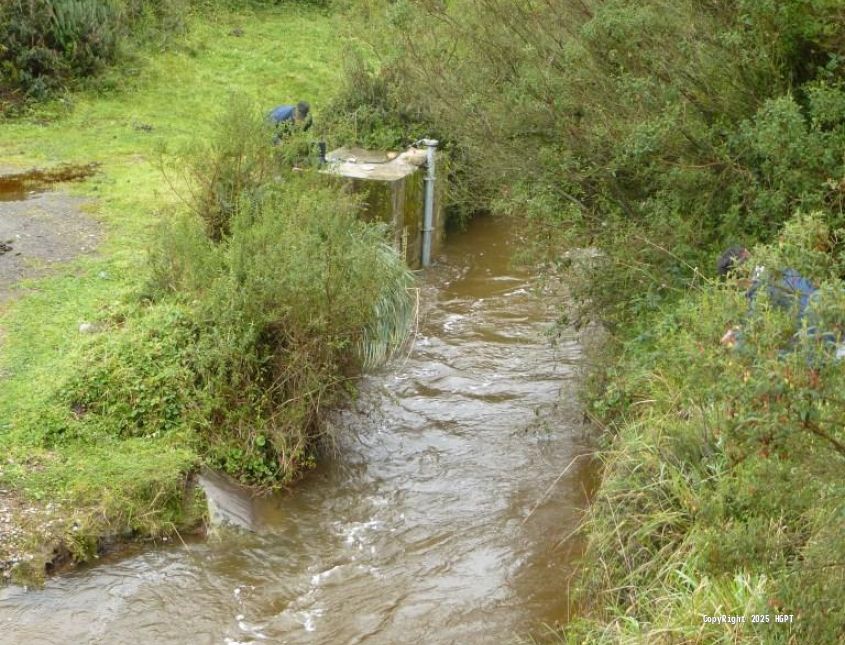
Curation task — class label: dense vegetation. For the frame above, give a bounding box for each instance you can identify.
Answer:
[52,103,413,487]
[1,0,843,639]
[8,100,409,466]
[328,0,845,641]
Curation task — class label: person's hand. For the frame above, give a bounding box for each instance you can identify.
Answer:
[720,327,739,347]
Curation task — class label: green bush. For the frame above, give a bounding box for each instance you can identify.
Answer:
[320,49,424,150]
[0,0,189,100]
[60,304,204,442]
[179,95,281,241]
[344,0,845,326]
[46,99,415,487]
[184,175,414,483]
[0,0,121,97]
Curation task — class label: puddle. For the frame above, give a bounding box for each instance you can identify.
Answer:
[0,163,99,202]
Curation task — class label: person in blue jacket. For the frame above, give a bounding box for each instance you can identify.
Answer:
[268,101,312,139]
[717,245,842,359]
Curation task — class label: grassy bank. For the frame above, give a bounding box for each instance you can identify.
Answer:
[560,216,845,643]
[0,4,377,582]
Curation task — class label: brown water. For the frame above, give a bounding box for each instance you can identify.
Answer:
[0,215,595,644]
[0,163,98,202]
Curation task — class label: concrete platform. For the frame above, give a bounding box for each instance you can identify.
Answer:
[321,146,445,268]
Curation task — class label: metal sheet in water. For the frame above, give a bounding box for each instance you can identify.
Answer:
[0,215,596,644]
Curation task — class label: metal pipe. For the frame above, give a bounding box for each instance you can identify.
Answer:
[421,138,438,267]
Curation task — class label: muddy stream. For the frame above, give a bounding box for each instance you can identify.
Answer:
[0,215,595,644]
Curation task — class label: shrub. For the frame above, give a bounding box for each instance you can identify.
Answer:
[183,176,415,483]
[179,94,281,242]
[57,97,415,486]
[0,0,189,100]
[0,0,121,97]
[320,49,422,150]
[344,0,845,326]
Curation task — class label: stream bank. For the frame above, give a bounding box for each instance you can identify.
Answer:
[0,214,597,643]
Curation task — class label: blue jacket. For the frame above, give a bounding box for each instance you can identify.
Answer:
[747,268,816,321]
[744,268,843,360]
[268,105,296,124]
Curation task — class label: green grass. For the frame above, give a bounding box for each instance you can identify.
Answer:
[0,4,345,574]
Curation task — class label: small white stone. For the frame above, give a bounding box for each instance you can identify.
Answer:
[78,322,97,334]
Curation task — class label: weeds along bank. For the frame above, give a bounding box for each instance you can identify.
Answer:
[330,0,845,640]
[565,215,845,643]
[0,5,414,582]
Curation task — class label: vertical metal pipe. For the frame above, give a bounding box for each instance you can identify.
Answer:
[421,138,438,267]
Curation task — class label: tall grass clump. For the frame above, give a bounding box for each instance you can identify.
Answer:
[156,174,414,484]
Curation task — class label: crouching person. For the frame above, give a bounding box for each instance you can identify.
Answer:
[268,101,312,143]
[717,245,845,361]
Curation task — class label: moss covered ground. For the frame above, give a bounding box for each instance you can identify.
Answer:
[0,4,343,581]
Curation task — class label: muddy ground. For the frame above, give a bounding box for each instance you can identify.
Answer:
[0,170,101,304]
[0,484,67,584]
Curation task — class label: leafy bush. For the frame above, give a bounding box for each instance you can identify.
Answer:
[320,49,423,150]
[45,175,414,486]
[0,0,121,97]
[43,99,416,487]
[179,95,281,241]
[345,0,845,326]
[183,175,415,483]
[60,304,204,442]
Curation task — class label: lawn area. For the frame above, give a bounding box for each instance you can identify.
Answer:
[0,4,344,579]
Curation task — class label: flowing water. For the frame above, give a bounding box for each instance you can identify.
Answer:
[0,215,596,644]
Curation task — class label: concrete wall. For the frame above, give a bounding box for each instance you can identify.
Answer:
[322,149,446,269]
